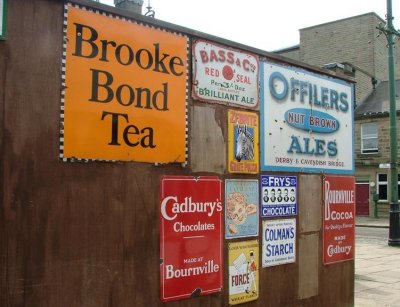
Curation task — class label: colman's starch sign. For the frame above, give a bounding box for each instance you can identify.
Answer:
[160,176,223,302]
[62,5,188,162]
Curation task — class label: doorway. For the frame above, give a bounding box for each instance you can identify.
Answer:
[356,183,370,216]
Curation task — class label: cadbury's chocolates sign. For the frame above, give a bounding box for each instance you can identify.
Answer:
[160,176,223,302]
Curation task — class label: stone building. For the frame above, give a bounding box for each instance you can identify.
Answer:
[277,12,400,217]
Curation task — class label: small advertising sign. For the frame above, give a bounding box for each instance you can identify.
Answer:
[261,175,297,217]
[193,40,259,109]
[160,176,223,302]
[0,0,7,40]
[262,219,296,267]
[228,110,259,174]
[225,180,259,239]
[323,175,355,265]
[228,240,259,305]
[260,62,354,174]
[62,5,188,163]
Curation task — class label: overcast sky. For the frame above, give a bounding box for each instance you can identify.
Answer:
[99,0,399,51]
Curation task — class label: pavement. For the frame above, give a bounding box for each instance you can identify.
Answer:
[355,216,400,307]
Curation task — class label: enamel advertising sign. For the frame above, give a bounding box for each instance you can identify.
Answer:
[228,240,259,305]
[260,62,354,174]
[262,219,296,267]
[261,175,297,217]
[225,179,259,239]
[228,110,259,174]
[0,0,6,40]
[62,5,188,163]
[323,175,355,265]
[193,40,259,109]
[160,176,223,302]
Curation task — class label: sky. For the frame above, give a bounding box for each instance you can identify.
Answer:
[99,0,399,51]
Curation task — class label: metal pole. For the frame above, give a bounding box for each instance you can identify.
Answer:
[386,0,400,246]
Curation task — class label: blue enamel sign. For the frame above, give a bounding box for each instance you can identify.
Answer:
[260,62,354,174]
[261,175,297,217]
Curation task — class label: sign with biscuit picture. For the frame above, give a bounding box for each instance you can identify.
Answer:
[160,176,223,302]
[225,179,259,239]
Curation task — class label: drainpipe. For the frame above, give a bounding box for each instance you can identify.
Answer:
[387,0,400,246]
[378,0,400,246]
[114,0,144,14]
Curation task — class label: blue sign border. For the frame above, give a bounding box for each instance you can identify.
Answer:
[260,175,297,218]
[0,0,7,40]
[260,62,355,175]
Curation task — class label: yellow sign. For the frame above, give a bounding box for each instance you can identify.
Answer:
[62,5,188,162]
[228,240,259,305]
[228,110,259,173]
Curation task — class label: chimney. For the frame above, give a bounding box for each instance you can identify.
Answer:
[114,0,144,14]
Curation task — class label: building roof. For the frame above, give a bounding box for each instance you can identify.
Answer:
[300,12,384,31]
[273,44,300,54]
[355,80,400,116]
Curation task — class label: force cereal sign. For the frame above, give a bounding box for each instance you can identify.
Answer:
[228,110,259,174]
[323,175,355,265]
[160,176,223,302]
[193,40,259,109]
[62,5,187,162]
[228,240,259,305]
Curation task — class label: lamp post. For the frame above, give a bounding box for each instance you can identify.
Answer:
[377,0,400,246]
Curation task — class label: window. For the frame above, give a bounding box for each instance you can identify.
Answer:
[361,123,378,154]
[377,174,388,201]
[376,173,400,201]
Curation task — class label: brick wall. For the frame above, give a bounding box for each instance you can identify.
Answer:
[275,47,300,62]
[279,13,400,105]
[354,116,400,166]
[354,69,374,104]
[299,14,376,75]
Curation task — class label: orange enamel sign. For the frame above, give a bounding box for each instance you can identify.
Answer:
[62,6,188,163]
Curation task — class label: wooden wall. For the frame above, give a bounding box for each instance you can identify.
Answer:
[0,0,354,306]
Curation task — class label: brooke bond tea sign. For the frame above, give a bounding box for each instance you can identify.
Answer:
[228,240,259,305]
[323,175,355,264]
[228,110,259,174]
[260,62,354,174]
[193,40,259,109]
[160,176,223,302]
[62,5,187,162]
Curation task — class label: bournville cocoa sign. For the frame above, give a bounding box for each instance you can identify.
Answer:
[323,175,355,265]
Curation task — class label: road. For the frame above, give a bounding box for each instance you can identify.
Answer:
[356,226,388,243]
